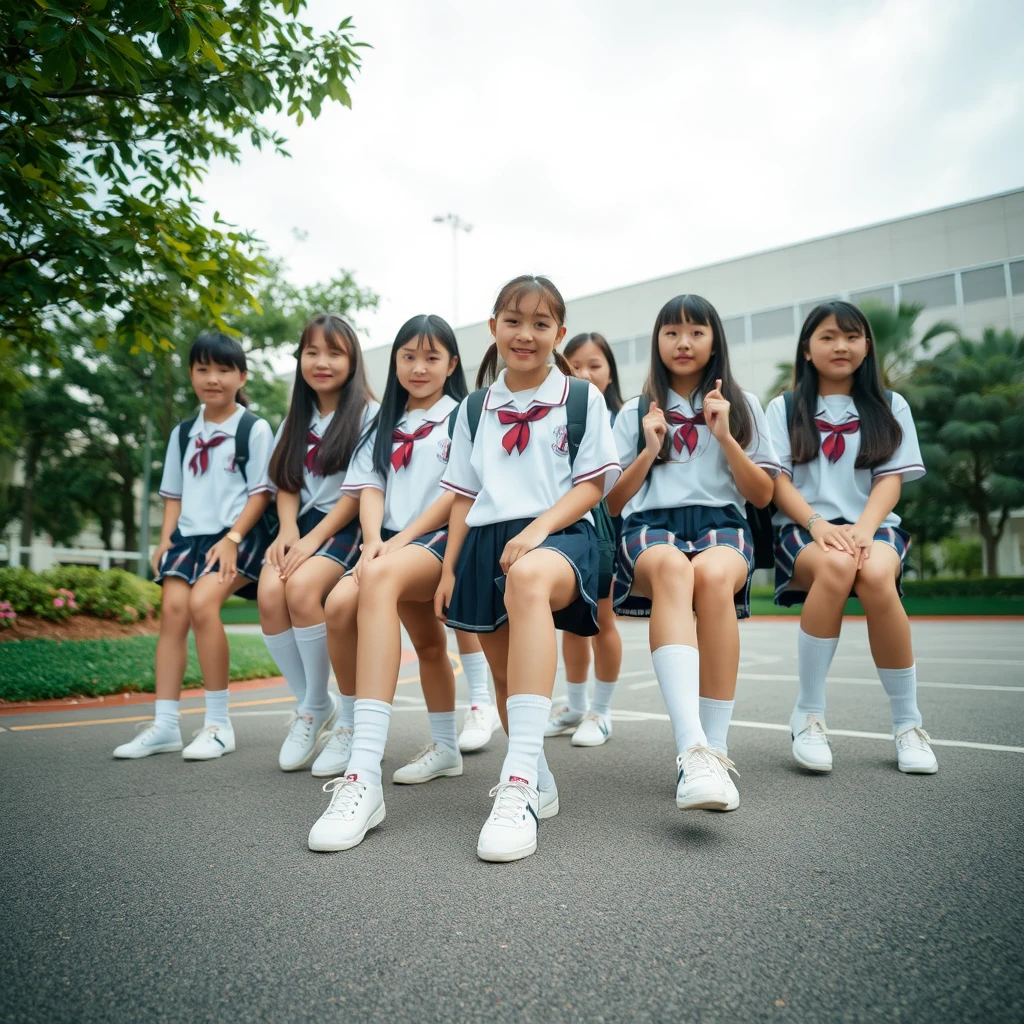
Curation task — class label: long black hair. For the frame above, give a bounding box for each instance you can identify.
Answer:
[370,315,468,478]
[644,294,752,451]
[475,275,575,388]
[189,332,250,407]
[790,301,902,467]
[564,331,624,413]
[269,313,375,492]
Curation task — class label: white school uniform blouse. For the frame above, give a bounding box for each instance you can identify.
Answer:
[441,368,621,528]
[612,390,781,520]
[342,395,459,533]
[765,391,925,529]
[269,402,379,517]
[159,405,275,537]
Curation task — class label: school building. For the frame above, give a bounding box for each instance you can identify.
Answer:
[363,186,1024,574]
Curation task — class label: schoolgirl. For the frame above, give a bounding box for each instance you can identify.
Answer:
[766,301,937,774]
[257,314,378,772]
[114,332,274,761]
[308,314,468,851]
[435,275,621,863]
[547,331,625,747]
[607,295,780,811]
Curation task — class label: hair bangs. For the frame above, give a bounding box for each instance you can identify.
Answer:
[492,275,566,326]
[189,331,247,372]
[300,314,354,359]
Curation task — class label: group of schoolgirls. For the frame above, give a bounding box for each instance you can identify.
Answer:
[114,272,938,864]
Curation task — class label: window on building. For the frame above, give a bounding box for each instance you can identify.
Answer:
[1009,260,1024,296]
[850,285,895,308]
[721,317,746,344]
[899,274,956,308]
[751,306,795,341]
[610,338,633,366]
[798,298,839,321]
[961,265,1007,304]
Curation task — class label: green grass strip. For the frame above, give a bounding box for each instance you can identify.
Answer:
[0,634,279,703]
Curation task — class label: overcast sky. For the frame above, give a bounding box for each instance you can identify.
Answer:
[200,0,1024,351]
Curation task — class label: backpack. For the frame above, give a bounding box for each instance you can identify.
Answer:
[634,394,778,569]
[177,409,279,539]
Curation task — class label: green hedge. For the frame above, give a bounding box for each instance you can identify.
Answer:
[0,566,160,625]
[0,633,278,703]
[750,577,1024,601]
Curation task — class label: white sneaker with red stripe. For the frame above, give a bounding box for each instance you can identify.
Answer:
[458,703,501,752]
[308,774,385,852]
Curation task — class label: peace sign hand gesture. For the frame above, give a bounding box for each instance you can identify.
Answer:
[704,379,731,443]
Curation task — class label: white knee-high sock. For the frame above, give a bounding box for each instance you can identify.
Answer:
[154,699,180,732]
[498,694,551,789]
[652,645,706,754]
[699,697,735,755]
[877,665,922,734]
[791,629,839,733]
[428,711,458,753]
[294,623,332,716]
[204,689,230,729]
[591,678,616,717]
[337,693,355,730]
[261,628,307,704]
[345,699,392,788]
[566,681,589,716]
[461,651,492,707]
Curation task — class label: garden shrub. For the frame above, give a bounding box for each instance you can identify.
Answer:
[0,565,161,623]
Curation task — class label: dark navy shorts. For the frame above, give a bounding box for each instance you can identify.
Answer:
[156,526,269,600]
[297,507,361,570]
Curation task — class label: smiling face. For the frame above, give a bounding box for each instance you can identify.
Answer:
[300,326,352,397]
[489,294,567,378]
[657,317,713,387]
[396,335,456,405]
[190,358,246,412]
[568,341,612,394]
[805,314,869,383]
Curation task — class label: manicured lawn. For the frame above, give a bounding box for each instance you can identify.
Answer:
[0,633,279,703]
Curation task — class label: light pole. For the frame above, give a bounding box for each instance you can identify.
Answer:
[433,213,472,325]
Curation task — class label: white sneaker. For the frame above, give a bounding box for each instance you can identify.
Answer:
[392,744,464,785]
[113,721,183,759]
[181,723,235,760]
[895,726,939,774]
[458,703,501,752]
[707,748,740,811]
[544,703,584,737]
[791,713,833,772]
[539,781,559,819]
[477,780,540,862]
[675,745,734,810]
[308,775,385,852]
[571,711,612,747]
[311,726,353,778]
[278,694,338,772]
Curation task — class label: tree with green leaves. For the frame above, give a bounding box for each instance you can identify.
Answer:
[909,328,1024,576]
[1,0,367,358]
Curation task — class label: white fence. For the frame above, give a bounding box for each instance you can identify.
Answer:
[0,542,147,573]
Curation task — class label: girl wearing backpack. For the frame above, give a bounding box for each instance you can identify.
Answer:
[308,314,469,851]
[766,301,937,775]
[547,332,625,747]
[433,275,620,864]
[114,332,275,761]
[258,313,378,773]
[607,295,780,813]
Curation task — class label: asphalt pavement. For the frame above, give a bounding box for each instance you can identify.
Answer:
[1,618,1022,1023]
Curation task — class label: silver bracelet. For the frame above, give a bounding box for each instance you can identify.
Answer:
[805,513,823,532]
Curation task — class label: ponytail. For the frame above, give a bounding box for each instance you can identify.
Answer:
[476,343,500,389]
[553,352,576,378]
[235,388,251,408]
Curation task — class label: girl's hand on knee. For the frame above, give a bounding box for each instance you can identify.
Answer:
[434,571,455,623]
[810,519,857,558]
[353,539,386,583]
[844,523,874,569]
[279,535,318,580]
[151,540,172,578]
[266,528,297,572]
[205,537,238,583]
[499,522,548,574]
[380,533,410,556]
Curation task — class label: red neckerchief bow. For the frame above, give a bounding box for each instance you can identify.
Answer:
[497,406,551,455]
[666,409,705,456]
[304,430,324,476]
[189,433,228,476]
[390,422,436,471]
[815,418,860,462]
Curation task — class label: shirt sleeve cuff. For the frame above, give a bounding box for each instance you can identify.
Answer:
[441,481,479,498]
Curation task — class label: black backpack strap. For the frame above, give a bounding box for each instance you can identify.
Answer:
[447,407,458,440]
[464,388,487,442]
[177,416,198,466]
[635,394,651,460]
[564,377,590,471]
[232,409,259,482]
[783,390,795,430]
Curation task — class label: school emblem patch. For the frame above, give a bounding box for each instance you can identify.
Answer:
[552,424,569,457]
[437,437,451,464]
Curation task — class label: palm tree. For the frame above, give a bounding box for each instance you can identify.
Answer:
[762,300,958,403]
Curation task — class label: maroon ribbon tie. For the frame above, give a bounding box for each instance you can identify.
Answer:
[189,433,228,476]
[666,410,705,456]
[497,406,551,455]
[390,422,436,471]
[304,430,324,475]
[815,418,860,463]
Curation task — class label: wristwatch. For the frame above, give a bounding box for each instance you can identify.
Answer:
[226,530,243,544]
[805,514,822,532]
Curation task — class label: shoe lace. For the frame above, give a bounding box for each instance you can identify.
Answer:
[409,743,438,764]
[548,703,570,722]
[677,744,740,780]
[486,781,535,825]
[897,726,932,749]
[463,707,485,729]
[190,724,221,740]
[320,777,363,819]
[284,712,314,742]
[323,726,352,751]
[801,713,828,741]
[581,711,603,726]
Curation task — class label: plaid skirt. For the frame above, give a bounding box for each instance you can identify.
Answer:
[613,505,755,619]
[774,520,911,607]
[445,518,600,637]
[298,507,362,570]
[156,526,269,600]
[380,525,448,562]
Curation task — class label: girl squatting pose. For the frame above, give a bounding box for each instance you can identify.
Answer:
[436,276,621,863]
[114,333,274,761]
[547,332,625,747]
[607,296,780,811]
[308,315,468,851]
[766,301,938,775]
[258,314,378,773]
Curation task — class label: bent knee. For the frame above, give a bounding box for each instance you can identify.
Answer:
[359,556,401,595]
[325,583,357,625]
[814,553,858,590]
[693,561,738,595]
[644,548,694,592]
[503,557,552,603]
[854,560,899,597]
[284,574,321,614]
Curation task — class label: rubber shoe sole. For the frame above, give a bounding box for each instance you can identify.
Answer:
[113,740,183,759]
[392,762,464,785]
[477,836,537,863]
[676,789,730,811]
[898,761,938,775]
[539,792,559,819]
[308,803,386,853]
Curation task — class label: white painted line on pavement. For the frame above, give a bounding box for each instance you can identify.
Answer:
[834,655,1024,667]
[629,675,1024,694]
